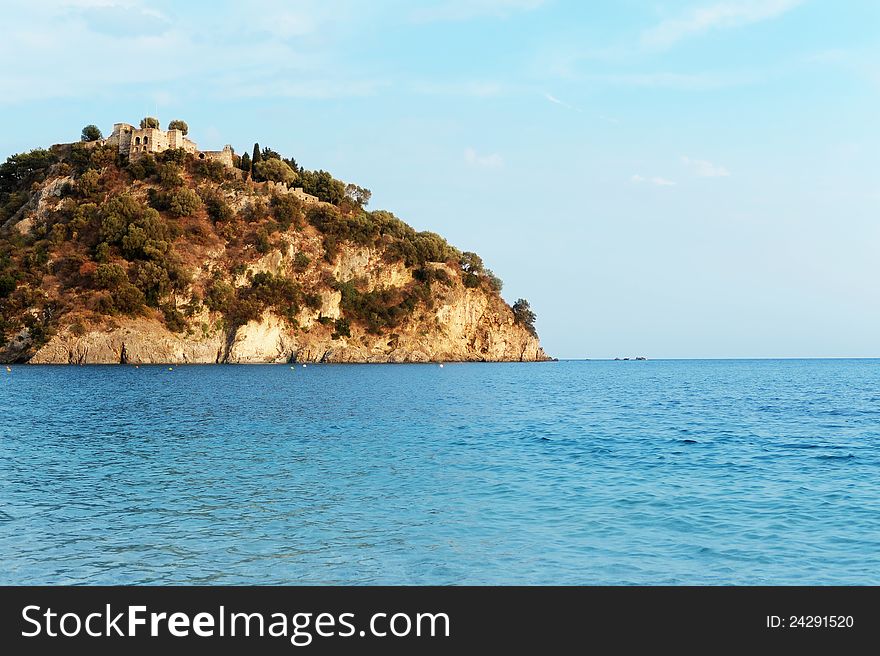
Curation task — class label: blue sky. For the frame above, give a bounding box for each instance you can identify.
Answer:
[2,0,878,358]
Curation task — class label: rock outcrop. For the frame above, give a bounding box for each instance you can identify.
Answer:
[0,142,550,364]
[27,280,547,365]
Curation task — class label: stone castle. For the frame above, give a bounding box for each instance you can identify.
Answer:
[96,121,234,168]
[54,120,322,204]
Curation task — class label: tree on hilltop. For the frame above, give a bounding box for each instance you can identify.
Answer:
[140,116,160,129]
[167,120,188,135]
[239,152,251,174]
[81,125,103,142]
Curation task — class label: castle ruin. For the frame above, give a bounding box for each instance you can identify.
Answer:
[95,121,234,168]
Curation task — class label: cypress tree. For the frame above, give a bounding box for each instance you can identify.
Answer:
[251,143,262,181]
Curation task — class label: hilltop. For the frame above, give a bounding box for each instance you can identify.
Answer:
[0,118,548,364]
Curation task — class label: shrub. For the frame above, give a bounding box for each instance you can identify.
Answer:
[253,227,271,254]
[332,317,351,339]
[89,146,117,169]
[293,251,310,271]
[0,273,16,298]
[486,270,503,292]
[132,260,171,306]
[158,148,189,165]
[193,159,228,182]
[127,154,158,180]
[158,163,184,188]
[94,263,128,290]
[202,190,234,223]
[168,187,202,216]
[75,169,100,199]
[161,304,187,332]
[150,187,202,217]
[113,282,146,315]
[333,278,426,334]
[414,266,452,287]
[140,116,160,129]
[270,193,303,230]
[204,279,234,313]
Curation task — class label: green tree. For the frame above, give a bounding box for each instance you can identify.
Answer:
[167,119,188,135]
[261,147,281,160]
[240,152,251,173]
[300,170,345,204]
[251,143,263,181]
[344,183,372,207]
[0,149,58,193]
[254,158,296,185]
[81,125,103,142]
[459,251,484,274]
[165,188,202,217]
[512,299,537,337]
[94,263,128,290]
[140,116,160,129]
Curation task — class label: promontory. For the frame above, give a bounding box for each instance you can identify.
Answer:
[0,119,549,364]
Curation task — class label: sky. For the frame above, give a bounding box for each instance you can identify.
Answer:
[1,0,878,359]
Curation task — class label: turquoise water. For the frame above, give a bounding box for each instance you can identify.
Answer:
[1,360,878,585]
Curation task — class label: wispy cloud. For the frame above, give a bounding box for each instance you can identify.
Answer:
[641,0,803,50]
[412,0,546,23]
[682,156,730,177]
[543,92,582,112]
[632,174,676,187]
[465,147,504,169]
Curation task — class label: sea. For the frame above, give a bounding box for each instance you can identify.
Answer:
[1,359,878,585]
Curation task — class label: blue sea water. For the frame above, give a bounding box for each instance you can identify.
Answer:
[1,359,879,585]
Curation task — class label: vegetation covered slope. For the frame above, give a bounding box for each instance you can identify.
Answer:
[0,129,547,364]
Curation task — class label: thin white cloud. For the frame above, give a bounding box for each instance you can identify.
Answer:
[465,147,504,169]
[641,0,803,50]
[543,92,582,112]
[632,174,676,187]
[412,0,546,23]
[682,156,730,177]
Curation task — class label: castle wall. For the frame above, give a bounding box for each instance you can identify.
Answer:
[60,121,230,168]
[200,145,234,169]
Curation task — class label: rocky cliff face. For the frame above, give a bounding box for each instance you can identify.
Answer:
[0,144,549,364]
[27,283,546,365]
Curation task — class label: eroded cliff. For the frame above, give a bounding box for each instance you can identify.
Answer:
[0,141,549,364]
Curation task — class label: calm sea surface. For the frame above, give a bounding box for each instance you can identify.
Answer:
[1,360,878,585]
